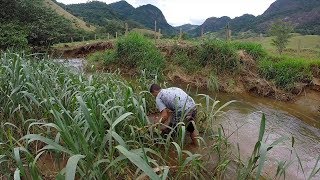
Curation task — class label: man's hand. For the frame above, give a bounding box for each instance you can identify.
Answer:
[159,108,169,123]
[155,109,171,131]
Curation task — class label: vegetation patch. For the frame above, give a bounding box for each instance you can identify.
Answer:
[197,39,239,73]
[258,56,319,90]
[0,52,288,179]
[232,41,267,60]
[88,32,165,78]
[170,46,200,73]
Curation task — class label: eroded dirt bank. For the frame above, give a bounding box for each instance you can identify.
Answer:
[51,41,320,108]
[51,41,114,58]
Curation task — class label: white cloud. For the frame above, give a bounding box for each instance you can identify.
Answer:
[56,0,276,26]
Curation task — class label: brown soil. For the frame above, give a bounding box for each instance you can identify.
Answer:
[52,41,114,58]
[312,78,320,91]
[36,153,67,179]
[166,65,208,88]
[165,50,298,101]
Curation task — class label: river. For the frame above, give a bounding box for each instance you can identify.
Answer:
[191,87,320,180]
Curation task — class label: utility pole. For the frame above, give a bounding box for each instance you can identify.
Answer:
[154,20,157,41]
[125,23,128,36]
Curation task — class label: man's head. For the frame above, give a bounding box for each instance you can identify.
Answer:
[150,84,161,97]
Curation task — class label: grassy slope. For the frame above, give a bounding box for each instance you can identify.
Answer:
[240,34,320,59]
[44,0,96,32]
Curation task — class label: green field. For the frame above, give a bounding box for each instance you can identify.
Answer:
[240,34,320,59]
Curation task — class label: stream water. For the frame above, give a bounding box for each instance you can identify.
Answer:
[59,58,320,179]
[190,87,320,179]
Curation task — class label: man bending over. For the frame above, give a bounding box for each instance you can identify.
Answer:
[150,84,198,145]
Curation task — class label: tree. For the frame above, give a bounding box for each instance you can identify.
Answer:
[0,0,88,49]
[269,20,293,54]
[0,23,28,50]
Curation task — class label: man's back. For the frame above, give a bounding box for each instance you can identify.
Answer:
[156,87,195,113]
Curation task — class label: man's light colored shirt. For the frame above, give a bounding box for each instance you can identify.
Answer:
[156,87,195,114]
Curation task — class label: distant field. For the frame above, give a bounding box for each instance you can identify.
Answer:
[44,0,96,32]
[240,34,320,59]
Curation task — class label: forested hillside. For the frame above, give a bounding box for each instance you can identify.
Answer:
[0,0,90,49]
[45,0,96,31]
[64,1,177,35]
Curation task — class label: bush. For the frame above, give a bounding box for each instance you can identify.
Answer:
[116,32,165,77]
[0,23,28,50]
[198,39,239,73]
[171,47,200,73]
[259,56,313,90]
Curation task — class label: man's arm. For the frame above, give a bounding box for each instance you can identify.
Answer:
[158,108,170,124]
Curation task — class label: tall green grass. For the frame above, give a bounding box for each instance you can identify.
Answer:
[170,46,200,73]
[88,32,165,78]
[198,39,239,73]
[1,52,319,179]
[258,56,319,90]
[0,52,205,179]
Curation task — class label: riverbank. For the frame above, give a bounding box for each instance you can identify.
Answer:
[51,35,320,105]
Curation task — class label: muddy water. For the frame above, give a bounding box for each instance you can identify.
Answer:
[57,58,320,179]
[190,88,320,180]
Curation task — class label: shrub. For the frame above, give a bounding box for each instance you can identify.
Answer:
[207,72,219,91]
[116,32,165,77]
[0,23,28,50]
[171,48,200,73]
[198,39,239,73]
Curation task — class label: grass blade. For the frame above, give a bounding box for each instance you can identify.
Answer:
[14,168,21,180]
[66,154,85,180]
[258,114,266,142]
[111,112,133,130]
[22,134,72,154]
[116,145,160,180]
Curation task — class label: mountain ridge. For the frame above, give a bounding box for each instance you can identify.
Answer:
[63,1,176,35]
[55,0,320,36]
[190,0,320,36]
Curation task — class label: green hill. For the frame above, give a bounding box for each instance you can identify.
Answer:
[45,0,95,32]
[128,4,176,35]
[109,0,135,18]
[0,0,92,49]
[65,1,121,26]
[63,1,177,36]
[175,24,199,33]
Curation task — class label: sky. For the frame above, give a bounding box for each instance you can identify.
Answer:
[56,0,277,26]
